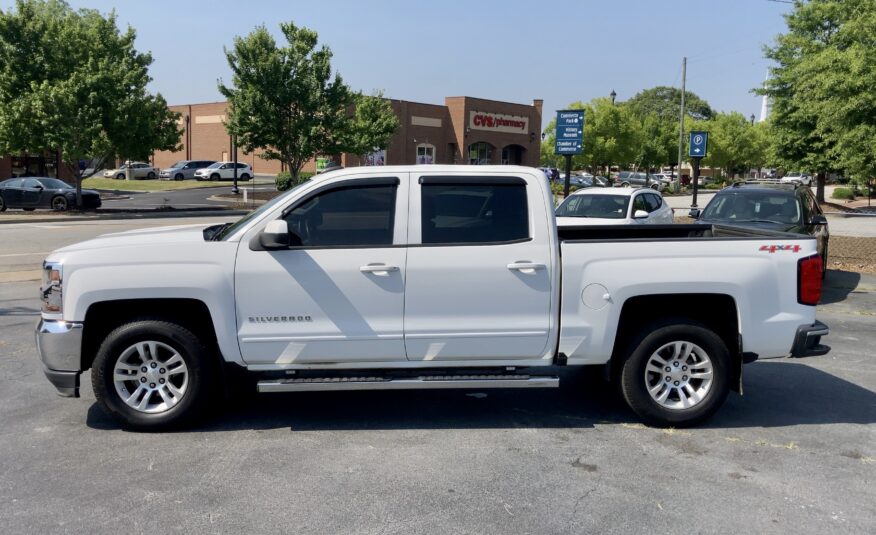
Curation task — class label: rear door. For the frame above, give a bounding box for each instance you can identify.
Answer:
[2,179,23,207]
[403,173,554,361]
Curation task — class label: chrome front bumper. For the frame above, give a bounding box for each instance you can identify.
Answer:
[35,319,83,397]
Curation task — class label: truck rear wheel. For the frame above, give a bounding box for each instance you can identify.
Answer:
[619,320,730,427]
[91,319,215,430]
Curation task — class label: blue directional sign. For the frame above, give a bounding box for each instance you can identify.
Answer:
[689,131,708,158]
[555,110,584,155]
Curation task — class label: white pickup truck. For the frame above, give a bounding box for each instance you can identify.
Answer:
[36,165,830,430]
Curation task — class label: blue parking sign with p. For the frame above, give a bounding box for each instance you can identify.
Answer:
[689,131,708,158]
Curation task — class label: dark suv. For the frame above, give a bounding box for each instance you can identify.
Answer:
[690,182,829,270]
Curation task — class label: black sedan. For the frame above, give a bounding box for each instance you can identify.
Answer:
[690,182,829,272]
[0,177,101,211]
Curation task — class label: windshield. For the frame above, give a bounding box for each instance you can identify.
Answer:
[206,162,222,169]
[556,194,630,219]
[36,178,73,189]
[215,181,311,241]
[169,161,187,168]
[701,192,801,224]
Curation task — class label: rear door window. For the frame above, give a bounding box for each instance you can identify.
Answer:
[420,180,529,244]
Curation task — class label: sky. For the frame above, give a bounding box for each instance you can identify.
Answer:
[3,0,793,127]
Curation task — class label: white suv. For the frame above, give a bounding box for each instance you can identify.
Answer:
[194,162,252,181]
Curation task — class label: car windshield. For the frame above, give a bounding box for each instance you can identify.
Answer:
[169,161,187,168]
[36,178,72,189]
[206,162,222,169]
[701,191,801,224]
[556,194,630,219]
[215,180,311,241]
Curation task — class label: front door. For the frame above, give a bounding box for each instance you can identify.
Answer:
[235,176,409,365]
[20,178,44,207]
[403,174,553,361]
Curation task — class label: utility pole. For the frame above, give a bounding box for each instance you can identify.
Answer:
[676,57,687,193]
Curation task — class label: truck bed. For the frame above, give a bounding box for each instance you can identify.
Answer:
[557,223,806,242]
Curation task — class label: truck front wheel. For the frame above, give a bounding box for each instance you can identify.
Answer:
[619,320,730,427]
[91,320,215,430]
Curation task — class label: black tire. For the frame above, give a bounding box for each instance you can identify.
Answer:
[619,319,731,428]
[51,196,68,211]
[92,319,216,430]
[147,171,156,179]
[239,173,251,181]
[650,184,659,191]
[210,173,220,181]
[0,195,6,212]
[116,173,125,180]
[174,173,184,181]
[621,182,630,187]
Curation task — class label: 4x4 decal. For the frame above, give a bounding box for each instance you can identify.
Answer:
[759,244,801,253]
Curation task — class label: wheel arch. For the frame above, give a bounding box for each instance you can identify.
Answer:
[607,293,742,392]
[81,298,220,373]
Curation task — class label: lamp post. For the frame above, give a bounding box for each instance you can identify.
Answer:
[750,114,756,125]
[230,134,239,195]
[610,89,617,105]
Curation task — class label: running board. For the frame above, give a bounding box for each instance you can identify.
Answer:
[257,374,559,393]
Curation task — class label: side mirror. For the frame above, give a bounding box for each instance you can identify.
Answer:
[810,214,827,225]
[633,210,649,219]
[688,208,701,219]
[259,220,291,250]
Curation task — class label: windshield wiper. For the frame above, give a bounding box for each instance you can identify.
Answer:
[206,222,232,241]
[734,219,784,224]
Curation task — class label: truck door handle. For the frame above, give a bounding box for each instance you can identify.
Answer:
[507,262,545,272]
[360,264,399,275]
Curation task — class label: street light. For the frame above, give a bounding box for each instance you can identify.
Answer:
[750,114,756,125]
[610,89,617,105]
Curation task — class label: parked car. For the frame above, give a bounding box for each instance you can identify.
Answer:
[193,162,253,181]
[103,162,159,180]
[690,182,829,274]
[556,187,674,226]
[616,171,665,191]
[540,167,560,181]
[780,172,813,186]
[159,160,217,181]
[0,177,101,211]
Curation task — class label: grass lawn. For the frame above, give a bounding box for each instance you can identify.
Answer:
[81,177,258,192]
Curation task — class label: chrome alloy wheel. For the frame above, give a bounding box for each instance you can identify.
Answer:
[644,341,713,410]
[113,341,189,414]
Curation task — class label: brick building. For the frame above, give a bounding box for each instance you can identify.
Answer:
[152,95,544,174]
[0,95,543,180]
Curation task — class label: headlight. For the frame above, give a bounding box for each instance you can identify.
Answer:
[40,261,63,317]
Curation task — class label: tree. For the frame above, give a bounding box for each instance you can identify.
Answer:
[0,0,180,206]
[691,112,764,181]
[759,0,876,201]
[345,90,400,163]
[633,113,676,173]
[220,22,367,182]
[626,86,714,122]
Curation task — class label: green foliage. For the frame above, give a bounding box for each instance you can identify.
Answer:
[275,170,313,191]
[219,22,354,180]
[689,112,770,178]
[626,86,714,122]
[831,187,855,200]
[759,0,876,201]
[0,0,181,203]
[346,91,400,159]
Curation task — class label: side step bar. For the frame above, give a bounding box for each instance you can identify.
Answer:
[257,374,559,393]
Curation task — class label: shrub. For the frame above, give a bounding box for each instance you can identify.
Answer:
[832,187,855,200]
[275,171,315,191]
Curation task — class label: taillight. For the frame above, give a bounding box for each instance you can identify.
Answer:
[798,254,823,306]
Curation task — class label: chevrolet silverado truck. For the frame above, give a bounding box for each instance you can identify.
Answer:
[35,165,830,430]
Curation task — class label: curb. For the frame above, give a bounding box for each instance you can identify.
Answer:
[0,209,249,225]
[207,194,268,206]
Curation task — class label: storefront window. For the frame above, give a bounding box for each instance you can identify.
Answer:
[10,154,58,177]
[468,142,493,165]
[416,144,435,164]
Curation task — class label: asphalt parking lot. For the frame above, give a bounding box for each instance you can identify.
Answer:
[0,219,874,534]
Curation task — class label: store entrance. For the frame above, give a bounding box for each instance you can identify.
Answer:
[11,153,59,178]
[501,144,525,165]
